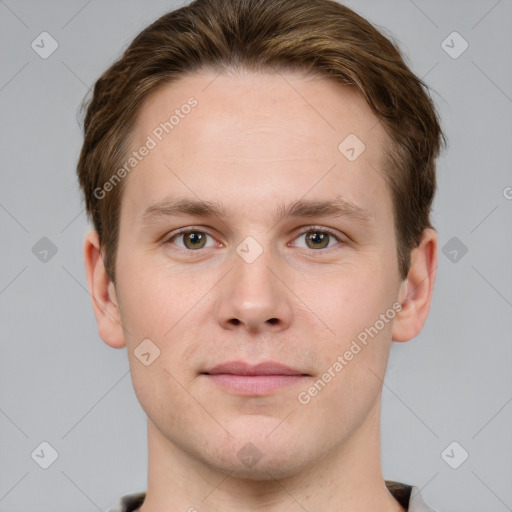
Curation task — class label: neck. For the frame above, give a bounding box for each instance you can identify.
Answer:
[137,399,405,512]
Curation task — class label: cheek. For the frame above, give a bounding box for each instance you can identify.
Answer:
[293,258,396,408]
[116,255,208,339]
[116,259,211,389]
[128,354,199,439]
[295,260,393,342]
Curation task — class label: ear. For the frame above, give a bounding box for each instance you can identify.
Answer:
[83,230,126,348]
[392,228,438,343]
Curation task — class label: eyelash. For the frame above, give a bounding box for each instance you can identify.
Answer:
[164,226,345,253]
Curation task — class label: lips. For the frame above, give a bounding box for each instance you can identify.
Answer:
[202,361,307,376]
[202,361,309,395]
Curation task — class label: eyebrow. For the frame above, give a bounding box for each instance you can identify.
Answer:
[140,196,375,227]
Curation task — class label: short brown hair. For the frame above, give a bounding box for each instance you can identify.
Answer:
[77,0,444,283]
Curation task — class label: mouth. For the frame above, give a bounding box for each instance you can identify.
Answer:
[201,361,310,395]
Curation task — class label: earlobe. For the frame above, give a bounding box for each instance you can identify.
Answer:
[83,231,126,348]
[391,229,438,343]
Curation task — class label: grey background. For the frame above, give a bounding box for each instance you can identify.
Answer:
[1,0,511,510]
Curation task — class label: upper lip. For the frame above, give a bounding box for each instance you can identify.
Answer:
[203,361,307,376]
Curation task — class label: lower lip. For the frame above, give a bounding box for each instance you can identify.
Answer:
[204,374,306,395]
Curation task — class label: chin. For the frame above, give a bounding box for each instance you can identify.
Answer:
[201,436,312,481]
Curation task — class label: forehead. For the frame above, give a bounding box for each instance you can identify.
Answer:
[124,70,392,227]
[134,69,385,157]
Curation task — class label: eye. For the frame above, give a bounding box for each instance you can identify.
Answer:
[168,230,217,250]
[291,228,342,250]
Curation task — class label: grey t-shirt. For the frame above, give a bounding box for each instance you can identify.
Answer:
[108,480,438,511]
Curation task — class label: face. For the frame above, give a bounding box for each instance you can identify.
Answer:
[109,70,406,478]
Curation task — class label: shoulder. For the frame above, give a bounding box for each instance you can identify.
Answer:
[107,491,146,512]
[386,480,440,512]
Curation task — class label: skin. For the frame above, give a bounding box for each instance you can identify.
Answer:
[84,70,437,512]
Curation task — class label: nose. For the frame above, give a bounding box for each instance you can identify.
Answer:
[215,245,293,333]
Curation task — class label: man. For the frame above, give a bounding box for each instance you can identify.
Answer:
[78,0,444,510]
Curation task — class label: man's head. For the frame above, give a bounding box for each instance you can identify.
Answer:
[77,0,443,284]
[79,0,442,485]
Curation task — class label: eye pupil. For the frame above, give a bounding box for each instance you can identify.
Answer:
[306,231,329,249]
[184,232,206,249]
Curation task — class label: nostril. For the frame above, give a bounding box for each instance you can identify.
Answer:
[267,318,279,325]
